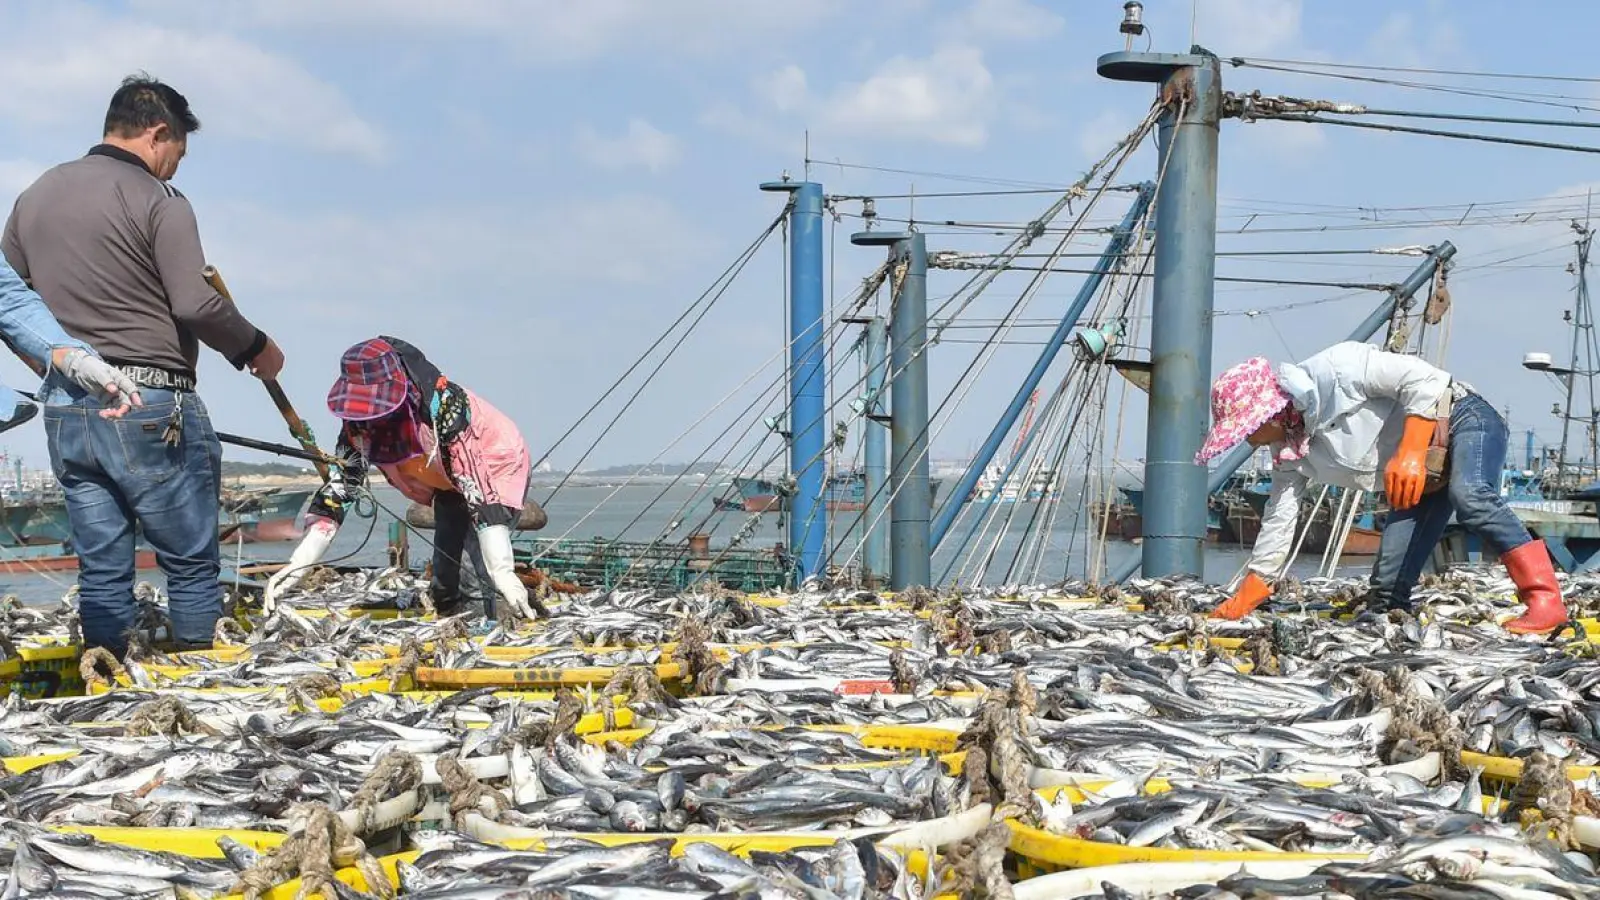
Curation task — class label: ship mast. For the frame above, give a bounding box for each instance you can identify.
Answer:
[1557,216,1598,488]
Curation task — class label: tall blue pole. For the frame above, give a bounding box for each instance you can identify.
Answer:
[862,316,889,587]
[760,179,826,583]
[853,230,932,588]
[929,183,1156,550]
[1106,241,1456,583]
[1100,49,1222,579]
[1526,429,1537,471]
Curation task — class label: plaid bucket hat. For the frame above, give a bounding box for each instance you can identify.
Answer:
[1194,357,1294,465]
[327,338,410,421]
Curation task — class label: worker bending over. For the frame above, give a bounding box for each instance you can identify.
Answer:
[1196,341,1564,634]
[266,337,544,620]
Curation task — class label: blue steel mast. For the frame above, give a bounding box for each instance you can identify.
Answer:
[860,317,889,587]
[853,230,932,589]
[1098,49,1223,579]
[760,179,827,584]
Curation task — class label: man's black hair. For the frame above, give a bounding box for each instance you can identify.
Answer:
[103,73,200,139]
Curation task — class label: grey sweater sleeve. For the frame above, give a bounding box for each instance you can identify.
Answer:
[149,194,268,369]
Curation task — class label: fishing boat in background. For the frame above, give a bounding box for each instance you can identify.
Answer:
[969,462,1058,503]
[962,390,1059,504]
[730,471,945,513]
[219,487,314,543]
[1098,466,1385,556]
[0,454,314,572]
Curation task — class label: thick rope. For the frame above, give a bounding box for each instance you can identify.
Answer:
[1351,667,1465,776]
[79,647,124,688]
[1506,750,1578,850]
[956,671,1037,825]
[348,750,422,834]
[899,585,936,612]
[125,696,217,738]
[234,803,392,900]
[888,649,918,694]
[382,635,426,691]
[287,673,344,713]
[943,822,1014,899]
[436,754,511,827]
[602,665,679,719]
[550,687,584,740]
[673,617,723,696]
[213,616,249,646]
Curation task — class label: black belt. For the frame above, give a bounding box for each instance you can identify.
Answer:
[115,365,195,391]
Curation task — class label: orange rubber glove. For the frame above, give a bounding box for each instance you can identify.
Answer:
[1384,415,1437,511]
[1211,572,1272,620]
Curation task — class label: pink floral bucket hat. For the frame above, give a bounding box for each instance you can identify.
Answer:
[1195,357,1295,465]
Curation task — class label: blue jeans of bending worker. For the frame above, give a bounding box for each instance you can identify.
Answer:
[44,388,223,655]
[1370,392,1533,610]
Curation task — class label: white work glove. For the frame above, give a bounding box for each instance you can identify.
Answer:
[264,519,337,616]
[478,524,539,621]
[58,348,141,412]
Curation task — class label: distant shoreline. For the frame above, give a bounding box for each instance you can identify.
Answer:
[224,473,324,490]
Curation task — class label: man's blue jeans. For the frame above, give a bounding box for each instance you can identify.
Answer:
[1371,392,1533,609]
[44,388,223,654]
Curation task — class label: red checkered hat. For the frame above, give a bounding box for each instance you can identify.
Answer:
[327,338,410,421]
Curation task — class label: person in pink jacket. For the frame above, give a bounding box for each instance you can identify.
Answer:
[265,337,545,620]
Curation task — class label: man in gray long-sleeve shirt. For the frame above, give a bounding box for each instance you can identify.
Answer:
[2,74,286,656]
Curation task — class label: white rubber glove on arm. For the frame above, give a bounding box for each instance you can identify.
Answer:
[264,519,337,615]
[478,524,538,621]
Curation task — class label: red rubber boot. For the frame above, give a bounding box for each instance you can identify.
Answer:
[1501,540,1569,635]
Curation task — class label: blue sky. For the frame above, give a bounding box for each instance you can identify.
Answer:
[0,0,1596,478]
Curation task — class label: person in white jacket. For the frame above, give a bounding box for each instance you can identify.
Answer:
[1195,341,1565,633]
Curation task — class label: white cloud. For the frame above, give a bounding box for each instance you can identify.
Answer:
[1192,0,1302,57]
[710,45,1002,150]
[130,0,843,64]
[827,46,996,147]
[0,4,383,162]
[575,119,683,173]
[755,66,810,114]
[752,46,997,149]
[1366,9,1466,70]
[943,0,1065,44]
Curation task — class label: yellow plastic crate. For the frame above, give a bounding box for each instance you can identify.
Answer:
[1006,819,1366,878]
[0,642,84,699]
[414,662,686,691]
[584,723,965,774]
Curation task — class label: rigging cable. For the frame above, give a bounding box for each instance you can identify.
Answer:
[1224,58,1600,114]
[1242,112,1600,155]
[536,207,789,503]
[828,101,1167,579]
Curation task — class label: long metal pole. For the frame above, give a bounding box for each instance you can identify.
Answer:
[929,183,1155,550]
[851,229,932,588]
[1145,62,1219,577]
[862,316,889,587]
[890,234,932,588]
[1107,240,1457,583]
[760,179,827,583]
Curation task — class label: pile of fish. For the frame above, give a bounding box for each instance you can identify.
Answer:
[0,565,1597,898]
